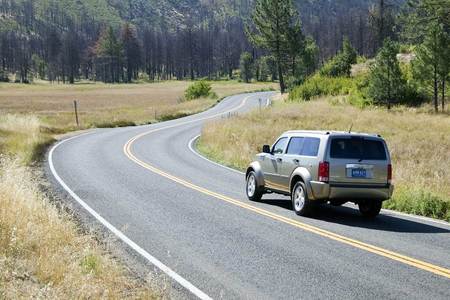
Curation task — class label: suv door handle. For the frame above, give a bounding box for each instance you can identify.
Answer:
[277,158,283,163]
[293,159,300,164]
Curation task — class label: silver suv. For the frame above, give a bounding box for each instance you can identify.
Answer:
[246,131,394,218]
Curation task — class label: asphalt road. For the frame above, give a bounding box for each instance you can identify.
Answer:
[47,92,450,299]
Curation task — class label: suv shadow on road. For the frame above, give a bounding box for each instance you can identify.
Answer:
[260,198,450,234]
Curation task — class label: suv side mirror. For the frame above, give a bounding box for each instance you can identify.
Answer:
[262,145,271,154]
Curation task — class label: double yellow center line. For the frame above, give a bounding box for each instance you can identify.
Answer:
[123,96,450,280]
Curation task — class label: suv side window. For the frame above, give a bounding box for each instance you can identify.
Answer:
[301,137,321,156]
[272,137,288,154]
[286,137,304,155]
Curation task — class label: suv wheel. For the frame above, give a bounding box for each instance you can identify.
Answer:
[358,200,382,218]
[246,171,263,201]
[292,181,312,216]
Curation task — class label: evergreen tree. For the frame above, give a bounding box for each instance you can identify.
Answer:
[406,0,450,111]
[246,0,304,93]
[286,19,305,77]
[122,23,141,83]
[62,29,80,84]
[369,0,398,52]
[258,56,278,82]
[95,26,123,83]
[239,52,254,83]
[302,37,319,76]
[320,37,357,77]
[368,39,406,109]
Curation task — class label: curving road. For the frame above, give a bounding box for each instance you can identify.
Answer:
[47,92,450,299]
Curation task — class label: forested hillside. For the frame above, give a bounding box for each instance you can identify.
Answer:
[0,0,405,84]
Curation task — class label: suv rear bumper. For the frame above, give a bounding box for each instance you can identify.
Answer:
[309,181,394,201]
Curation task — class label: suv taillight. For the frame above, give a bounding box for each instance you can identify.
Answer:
[319,161,329,183]
[387,164,392,184]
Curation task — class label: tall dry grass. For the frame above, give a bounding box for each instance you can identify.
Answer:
[0,114,54,164]
[0,115,161,298]
[198,98,450,221]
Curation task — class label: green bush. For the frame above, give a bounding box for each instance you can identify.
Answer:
[289,74,355,101]
[0,70,9,82]
[320,37,357,77]
[185,81,214,100]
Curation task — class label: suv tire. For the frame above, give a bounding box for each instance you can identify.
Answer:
[292,181,312,216]
[358,200,382,218]
[246,171,263,201]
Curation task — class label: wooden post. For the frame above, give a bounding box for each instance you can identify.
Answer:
[73,100,79,127]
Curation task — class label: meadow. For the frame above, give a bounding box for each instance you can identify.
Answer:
[0,80,276,297]
[198,97,450,222]
[0,81,276,130]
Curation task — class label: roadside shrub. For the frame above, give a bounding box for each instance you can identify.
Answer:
[185,81,215,100]
[289,74,354,101]
[385,187,450,222]
[93,120,136,128]
[357,56,367,64]
[0,70,9,82]
[320,38,357,77]
[285,75,305,91]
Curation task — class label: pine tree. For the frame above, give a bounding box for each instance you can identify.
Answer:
[302,37,319,76]
[406,0,450,112]
[369,0,397,52]
[239,52,254,83]
[286,19,305,77]
[122,23,141,83]
[95,27,123,83]
[368,39,406,109]
[246,0,304,93]
[320,37,357,77]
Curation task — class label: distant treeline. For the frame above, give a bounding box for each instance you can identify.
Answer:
[0,0,403,83]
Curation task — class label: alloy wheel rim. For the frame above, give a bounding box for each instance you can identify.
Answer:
[294,186,305,211]
[247,174,256,197]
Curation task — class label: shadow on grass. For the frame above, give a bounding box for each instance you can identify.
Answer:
[260,197,449,234]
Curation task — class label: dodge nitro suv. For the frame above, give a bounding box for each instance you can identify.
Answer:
[246,131,394,218]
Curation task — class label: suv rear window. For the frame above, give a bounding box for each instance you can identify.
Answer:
[330,138,387,160]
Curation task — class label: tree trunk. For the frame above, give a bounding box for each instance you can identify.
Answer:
[387,68,391,110]
[434,67,438,112]
[278,62,285,94]
[379,0,385,49]
[442,79,446,111]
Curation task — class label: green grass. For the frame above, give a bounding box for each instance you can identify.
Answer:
[386,187,450,222]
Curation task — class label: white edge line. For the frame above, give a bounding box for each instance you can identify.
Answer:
[380,208,450,227]
[188,135,245,175]
[48,133,212,300]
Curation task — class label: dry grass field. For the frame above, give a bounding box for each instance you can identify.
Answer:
[198,98,450,221]
[0,115,162,298]
[0,80,276,298]
[0,81,276,130]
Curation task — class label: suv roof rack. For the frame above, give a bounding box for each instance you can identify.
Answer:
[284,130,381,137]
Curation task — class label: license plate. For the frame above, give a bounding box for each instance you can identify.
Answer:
[351,168,367,178]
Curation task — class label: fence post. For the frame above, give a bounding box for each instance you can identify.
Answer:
[73,100,80,127]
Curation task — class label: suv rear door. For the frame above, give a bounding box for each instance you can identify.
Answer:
[327,136,389,185]
[282,136,321,189]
